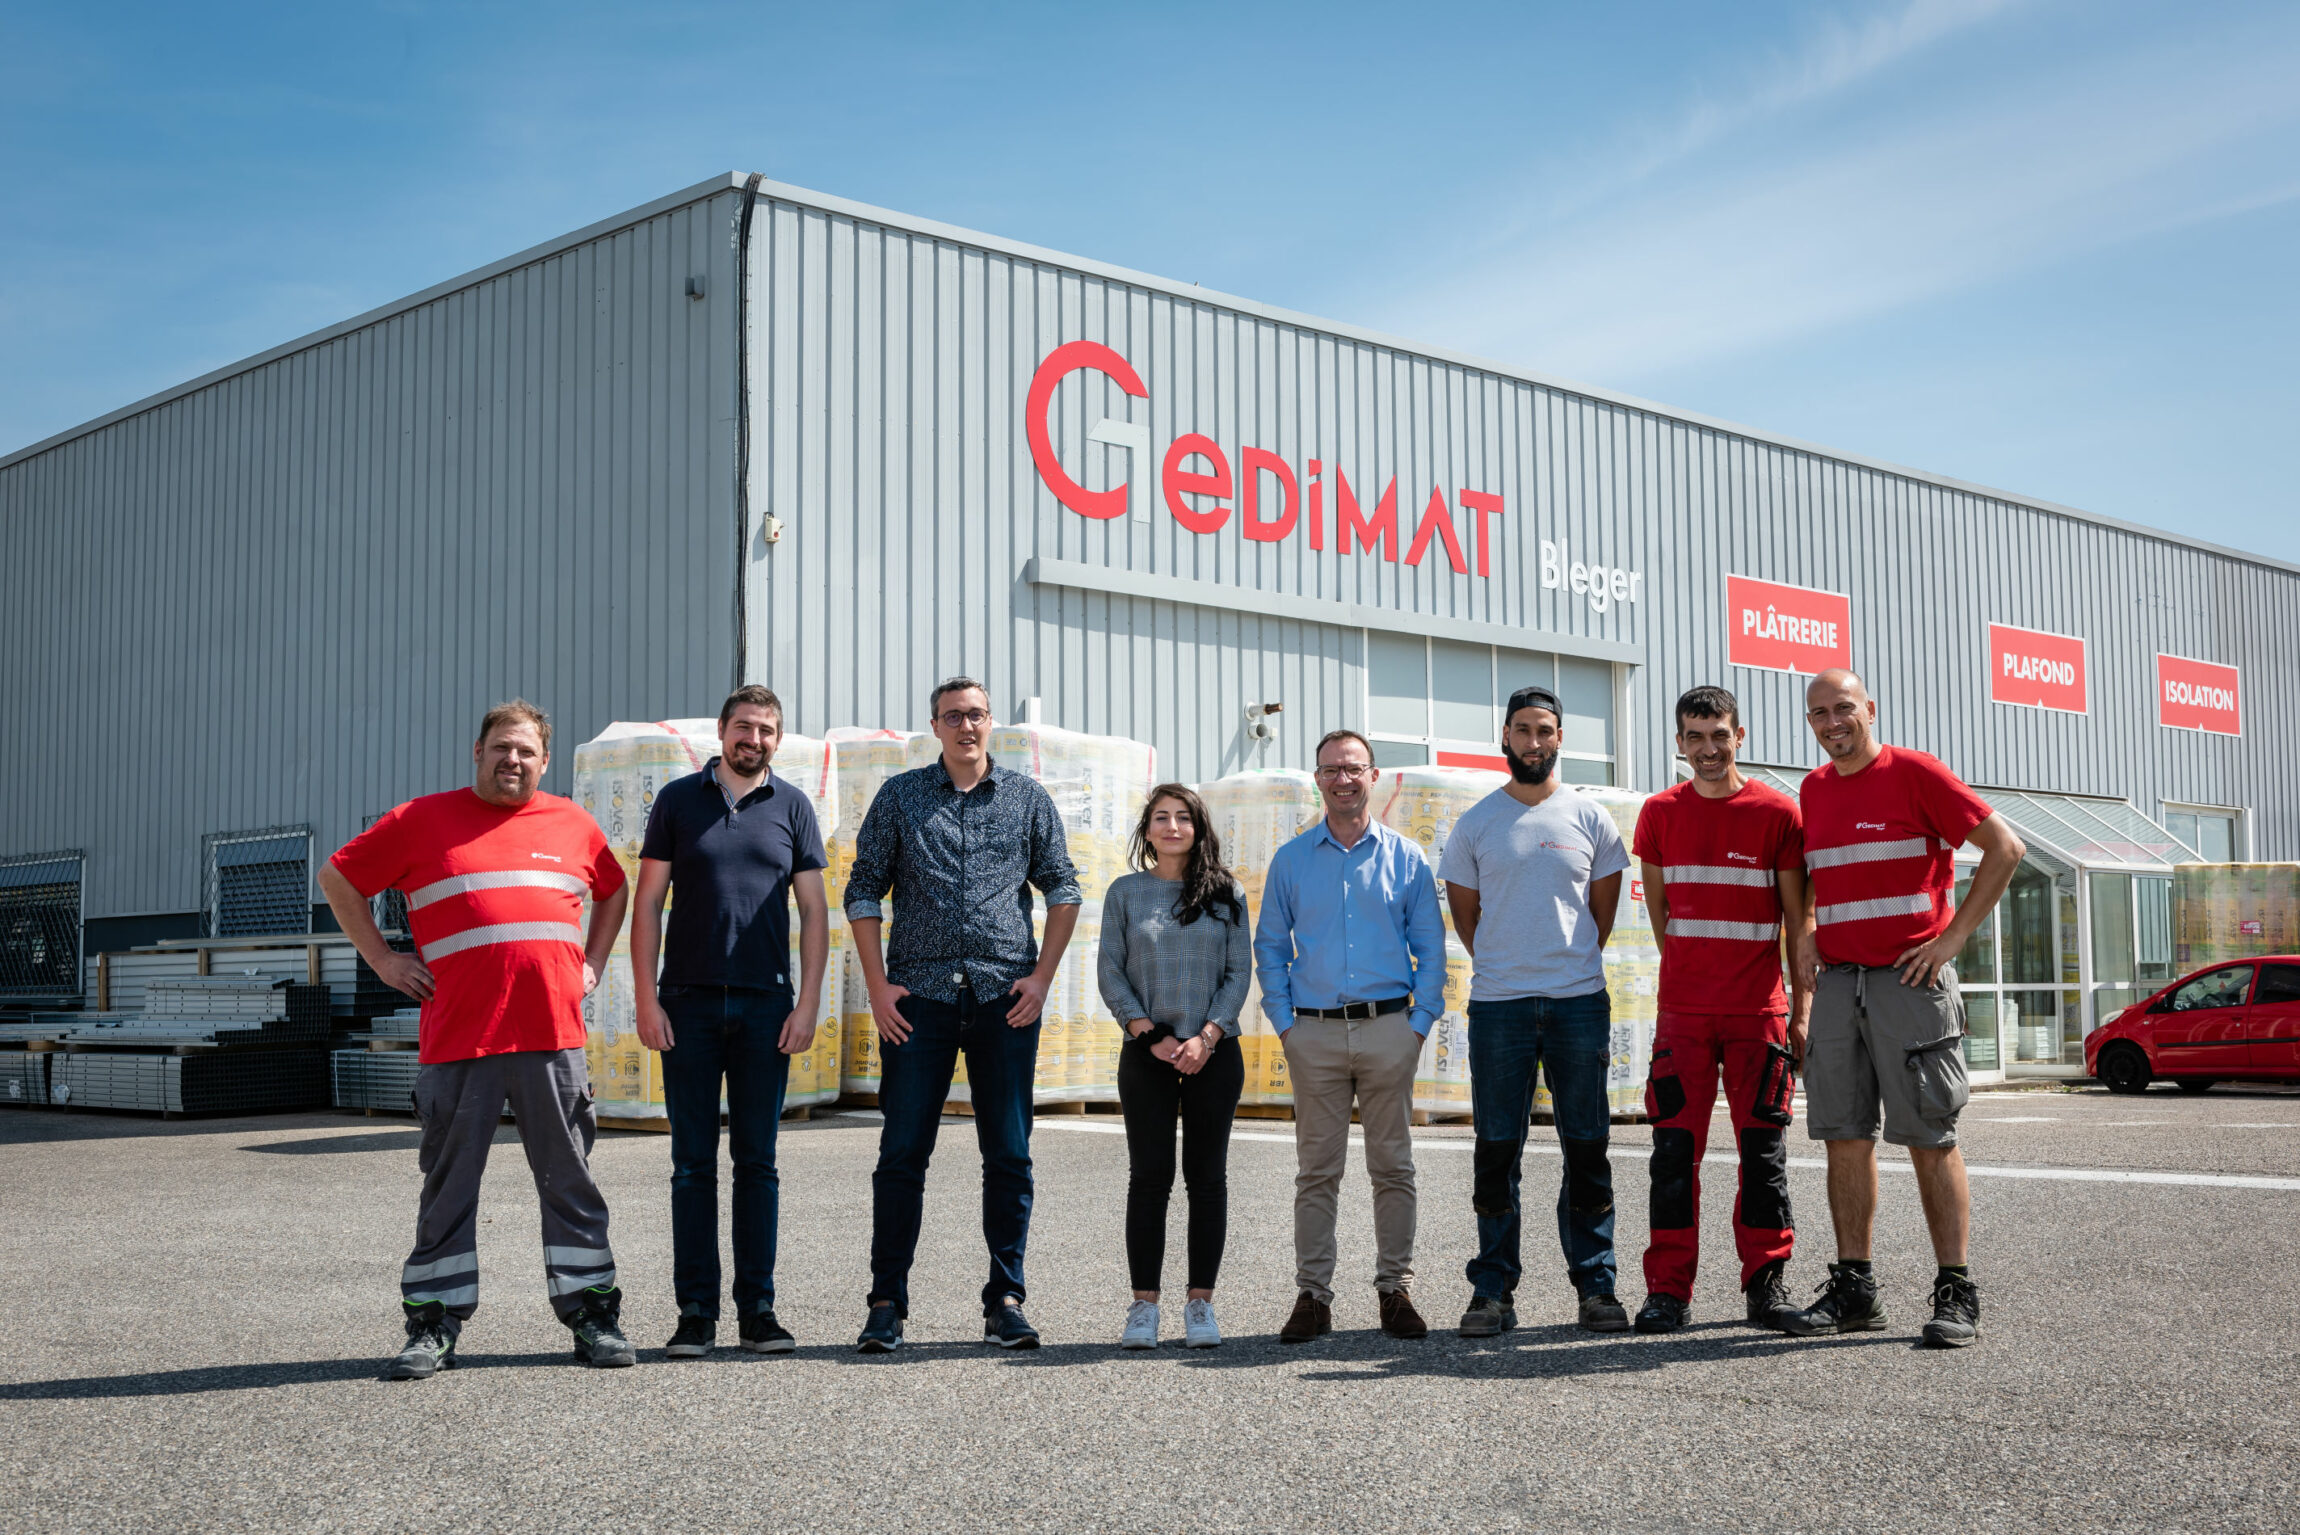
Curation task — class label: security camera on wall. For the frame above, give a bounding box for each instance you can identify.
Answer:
[1245,701,1283,745]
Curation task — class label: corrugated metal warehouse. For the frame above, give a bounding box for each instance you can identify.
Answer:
[3,170,2293,1079]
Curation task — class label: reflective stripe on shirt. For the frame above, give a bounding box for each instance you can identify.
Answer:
[1665,917,1782,941]
[406,869,593,909]
[420,920,585,963]
[1661,864,1778,887]
[1805,837,1933,870]
[1815,893,1934,926]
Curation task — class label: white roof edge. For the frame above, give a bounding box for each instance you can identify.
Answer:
[0,174,750,473]
[6,170,2295,582]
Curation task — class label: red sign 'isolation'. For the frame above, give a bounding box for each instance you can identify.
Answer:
[1988,623,2087,714]
[1725,575,1852,676]
[2156,654,2242,736]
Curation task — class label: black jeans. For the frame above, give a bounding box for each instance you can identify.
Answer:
[870,987,1040,1313]
[1118,1033,1244,1293]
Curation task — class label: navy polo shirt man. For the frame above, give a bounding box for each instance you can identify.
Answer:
[631,685,829,1358]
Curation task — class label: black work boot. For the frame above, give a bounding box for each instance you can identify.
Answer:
[1633,1293,1690,1334]
[568,1289,637,1367]
[387,1300,458,1380]
[1780,1262,1888,1337]
[1744,1259,1796,1332]
[1921,1271,1981,1348]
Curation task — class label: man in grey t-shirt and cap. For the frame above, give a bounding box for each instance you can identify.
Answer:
[1438,684,1631,1337]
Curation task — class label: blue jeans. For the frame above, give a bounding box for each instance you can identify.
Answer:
[659,986,794,1320]
[1465,990,1616,1301]
[869,987,1041,1314]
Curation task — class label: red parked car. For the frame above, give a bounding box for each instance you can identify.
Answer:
[2087,956,2300,1094]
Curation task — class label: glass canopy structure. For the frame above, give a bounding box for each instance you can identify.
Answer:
[1736,766,2202,1079]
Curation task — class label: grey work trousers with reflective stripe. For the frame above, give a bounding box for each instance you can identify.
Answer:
[403,1047,617,1323]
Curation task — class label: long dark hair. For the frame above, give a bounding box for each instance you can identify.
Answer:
[1129,783,1245,926]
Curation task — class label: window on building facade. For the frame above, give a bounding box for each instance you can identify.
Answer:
[202,827,313,938]
[1366,633,1616,784]
[0,852,83,998]
[2163,805,2243,863]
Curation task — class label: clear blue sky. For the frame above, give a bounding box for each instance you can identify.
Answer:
[5,0,2295,562]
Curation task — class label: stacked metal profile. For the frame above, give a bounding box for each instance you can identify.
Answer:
[39,979,332,1115]
[331,1007,423,1111]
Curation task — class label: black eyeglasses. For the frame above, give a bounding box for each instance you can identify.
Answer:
[937,709,990,730]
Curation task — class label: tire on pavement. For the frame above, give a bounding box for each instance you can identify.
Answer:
[2099,1044,2152,1096]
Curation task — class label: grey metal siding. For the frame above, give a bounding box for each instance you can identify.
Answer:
[739,184,2298,855]
[0,189,744,919]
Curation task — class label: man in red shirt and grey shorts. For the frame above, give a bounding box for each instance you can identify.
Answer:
[1784,668,2024,1348]
[320,700,635,1378]
[1630,686,1814,1336]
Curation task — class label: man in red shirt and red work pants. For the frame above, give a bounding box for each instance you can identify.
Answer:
[320,700,636,1378]
[1631,686,1814,1335]
[1784,669,2024,1348]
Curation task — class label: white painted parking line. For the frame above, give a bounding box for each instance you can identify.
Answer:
[1972,1116,2060,1122]
[1017,1117,2300,1192]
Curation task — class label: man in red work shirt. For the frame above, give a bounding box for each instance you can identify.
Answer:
[1631,686,1813,1335]
[1783,668,2024,1348]
[320,700,635,1378]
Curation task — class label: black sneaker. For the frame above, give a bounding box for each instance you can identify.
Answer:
[386,1300,457,1380]
[664,1316,715,1358]
[1633,1294,1690,1334]
[1578,1292,1630,1333]
[740,1310,796,1354]
[568,1291,637,1368]
[1744,1260,1796,1332]
[856,1303,904,1354]
[983,1301,1042,1349]
[1457,1294,1516,1338]
[1922,1272,1981,1349]
[1781,1263,1889,1337]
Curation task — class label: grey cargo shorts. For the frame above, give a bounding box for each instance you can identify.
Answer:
[1804,962,1969,1149]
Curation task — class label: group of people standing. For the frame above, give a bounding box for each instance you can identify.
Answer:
[321,665,2023,1379]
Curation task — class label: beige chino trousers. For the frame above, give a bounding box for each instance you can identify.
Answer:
[1280,1009,1420,1303]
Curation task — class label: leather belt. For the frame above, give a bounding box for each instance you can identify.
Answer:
[1293,997,1411,1021]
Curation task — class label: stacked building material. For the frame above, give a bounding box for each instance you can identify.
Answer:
[51,1050,328,1115]
[330,1049,423,1112]
[2174,863,2300,965]
[37,979,333,1115]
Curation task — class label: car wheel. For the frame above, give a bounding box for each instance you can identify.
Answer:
[2175,1078,2216,1095]
[2098,1045,2152,1096]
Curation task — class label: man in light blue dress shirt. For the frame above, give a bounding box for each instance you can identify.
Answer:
[1254,728,1447,1344]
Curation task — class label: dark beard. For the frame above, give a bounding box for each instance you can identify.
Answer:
[726,746,766,774]
[1506,742,1558,785]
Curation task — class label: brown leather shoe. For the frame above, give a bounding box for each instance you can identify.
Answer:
[1279,1292,1332,1344]
[1379,1288,1429,1340]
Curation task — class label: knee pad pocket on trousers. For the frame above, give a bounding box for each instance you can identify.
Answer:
[1559,1136,1613,1218]
[1649,1128,1696,1229]
[1472,1138,1521,1217]
[1736,1126,1792,1231]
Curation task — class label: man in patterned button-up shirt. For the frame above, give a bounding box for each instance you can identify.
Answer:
[845,677,1081,1352]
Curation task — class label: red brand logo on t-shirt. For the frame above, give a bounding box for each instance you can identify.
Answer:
[1725,574,1852,676]
[2156,654,2241,736]
[1988,623,2087,715]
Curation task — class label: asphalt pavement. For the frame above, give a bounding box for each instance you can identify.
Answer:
[3,1083,2297,1534]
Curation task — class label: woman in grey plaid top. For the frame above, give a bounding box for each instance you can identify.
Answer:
[1098,782,1252,1351]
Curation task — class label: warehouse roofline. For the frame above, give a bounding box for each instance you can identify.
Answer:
[7,171,2296,582]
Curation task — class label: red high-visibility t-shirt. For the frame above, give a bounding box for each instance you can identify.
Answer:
[1800,746,1994,969]
[330,789,625,1063]
[1633,778,1804,1015]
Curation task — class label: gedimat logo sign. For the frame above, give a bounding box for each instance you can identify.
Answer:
[1988,622,2088,714]
[1025,341,1641,612]
[2156,653,2241,736]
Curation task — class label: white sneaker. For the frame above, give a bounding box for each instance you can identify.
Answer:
[1121,1300,1160,1350]
[1183,1297,1221,1348]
